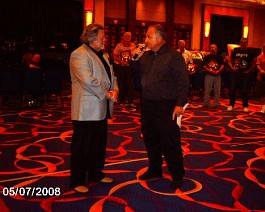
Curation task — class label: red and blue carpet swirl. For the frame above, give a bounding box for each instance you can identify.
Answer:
[0,95,264,212]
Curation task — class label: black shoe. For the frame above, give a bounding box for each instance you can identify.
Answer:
[127,103,137,108]
[139,171,162,180]
[170,180,182,189]
[212,104,221,109]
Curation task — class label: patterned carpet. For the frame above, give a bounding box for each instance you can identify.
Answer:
[0,93,264,212]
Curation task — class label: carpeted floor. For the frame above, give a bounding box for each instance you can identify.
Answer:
[0,93,264,212]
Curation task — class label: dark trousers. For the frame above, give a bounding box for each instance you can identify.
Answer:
[229,72,250,107]
[114,64,135,103]
[141,100,185,181]
[70,119,107,187]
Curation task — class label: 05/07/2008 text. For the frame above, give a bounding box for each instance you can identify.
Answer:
[2,187,61,196]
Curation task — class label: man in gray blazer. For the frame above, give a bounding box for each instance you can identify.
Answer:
[69,24,119,193]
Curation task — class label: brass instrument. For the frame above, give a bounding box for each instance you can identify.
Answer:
[187,51,204,75]
[187,63,197,75]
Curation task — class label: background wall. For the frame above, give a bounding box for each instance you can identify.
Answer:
[252,8,265,48]
[105,0,127,19]
[193,0,265,51]
[1,0,264,52]
[174,0,193,24]
[136,0,166,22]
[103,0,265,51]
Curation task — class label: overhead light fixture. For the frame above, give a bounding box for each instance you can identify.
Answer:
[255,0,265,4]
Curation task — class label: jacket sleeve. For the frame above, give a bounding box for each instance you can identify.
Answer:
[172,51,189,106]
[70,50,107,100]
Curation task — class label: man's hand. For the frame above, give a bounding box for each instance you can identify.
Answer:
[107,90,118,102]
[172,106,184,120]
[242,69,250,74]
[231,67,238,72]
[132,44,146,61]
[120,60,129,66]
[214,70,221,75]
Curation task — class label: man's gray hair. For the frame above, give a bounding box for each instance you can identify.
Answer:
[80,24,104,45]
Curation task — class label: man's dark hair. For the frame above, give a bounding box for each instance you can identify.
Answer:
[149,24,167,40]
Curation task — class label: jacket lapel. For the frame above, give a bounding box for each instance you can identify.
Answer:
[84,44,110,83]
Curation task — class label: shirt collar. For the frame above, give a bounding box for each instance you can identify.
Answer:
[150,43,167,55]
[87,44,103,57]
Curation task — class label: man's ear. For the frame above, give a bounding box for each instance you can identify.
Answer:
[157,35,162,42]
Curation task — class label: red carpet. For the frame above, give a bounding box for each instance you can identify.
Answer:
[0,94,264,212]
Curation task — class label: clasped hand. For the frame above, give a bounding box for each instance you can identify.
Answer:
[107,90,118,102]
[172,106,184,120]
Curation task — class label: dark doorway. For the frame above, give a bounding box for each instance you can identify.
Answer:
[210,15,243,55]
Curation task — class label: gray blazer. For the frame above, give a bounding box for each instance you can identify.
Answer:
[70,44,118,121]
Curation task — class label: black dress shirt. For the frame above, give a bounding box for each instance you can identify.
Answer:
[88,46,111,82]
[137,44,189,106]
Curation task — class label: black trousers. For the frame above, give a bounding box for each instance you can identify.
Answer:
[141,99,185,181]
[229,72,250,107]
[114,64,135,104]
[70,119,107,188]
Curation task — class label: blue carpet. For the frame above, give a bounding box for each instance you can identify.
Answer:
[0,95,264,212]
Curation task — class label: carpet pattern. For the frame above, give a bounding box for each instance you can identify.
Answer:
[0,96,264,212]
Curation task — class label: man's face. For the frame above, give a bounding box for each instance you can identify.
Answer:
[145,27,160,51]
[240,39,248,50]
[93,30,105,51]
[123,33,132,42]
[210,45,217,55]
[32,54,40,63]
[178,41,185,50]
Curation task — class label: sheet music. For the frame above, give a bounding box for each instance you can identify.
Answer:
[177,103,189,128]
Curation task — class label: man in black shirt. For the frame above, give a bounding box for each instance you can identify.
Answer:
[133,24,189,189]
[227,38,256,112]
[203,44,224,108]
